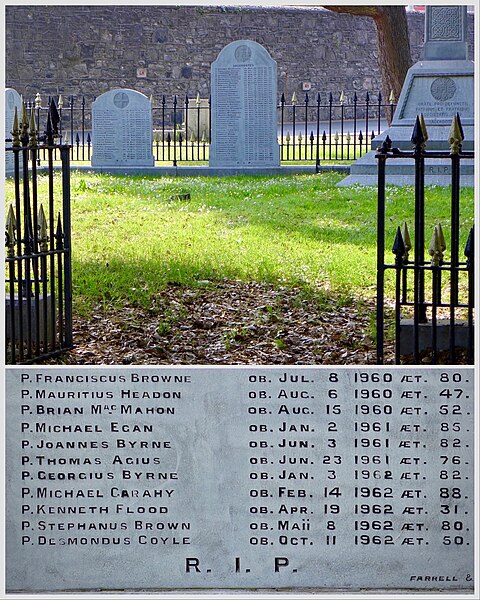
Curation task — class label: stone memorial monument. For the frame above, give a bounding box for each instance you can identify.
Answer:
[338,5,474,186]
[92,89,154,167]
[5,88,23,176]
[209,40,280,169]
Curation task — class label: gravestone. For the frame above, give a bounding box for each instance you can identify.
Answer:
[338,5,474,187]
[209,40,280,168]
[5,88,23,176]
[92,89,154,167]
[185,98,210,141]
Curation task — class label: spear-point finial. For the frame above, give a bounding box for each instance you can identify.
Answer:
[11,107,20,147]
[38,205,49,252]
[389,90,395,104]
[58,94,63,109]
[419,113,428,146]
[448,113,463,154]
[411,115,425,150]
[339,91,345,105]
[401,222,411,255]
[6,205,16,256]
[196,92,201,107]
[392,226,406,261]
[29,108,38,148]
[291,92,297,105]
[429,226,443,266]
[436,223,446,253]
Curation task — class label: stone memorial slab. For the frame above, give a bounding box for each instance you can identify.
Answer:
[5,88,23,176]
[338,5,474,187]
[210,40,280,168]
[92,89,154,167]
[6,366,474,593]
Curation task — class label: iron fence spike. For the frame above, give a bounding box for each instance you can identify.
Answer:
[55,213,64,249]
[378,91,382,103]
[29,108,38,148]
[365,91,370,102]
[456,112,465,141]
[464,226,474,259]
[11,107,20,147]
[353,91,357,102]
[429,226,443,266]
[64,131,69,144]
[389,90,395,104]
[436,223,446,252]
[310,131,314,142]
[392,226,406,258]
[411,115,425,148]
[316,92,321,103]
[448,114,462,154]
[149,94,153,104]
[196,92,201,106]
[6,205,16,255]
[281,93,285,103]
[339,91,345,105]
[401,222,411,253]
[298,133,303,143]
[38,205,49,251]
[87,133,91,143]
[291,92,297,105]
[419,113,429,144]
[305,92,309,103]
[329,92,333,103]
[58,94,63,109]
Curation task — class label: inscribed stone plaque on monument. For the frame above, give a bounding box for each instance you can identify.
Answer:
[6,367,474,593]
[5,88,23,176]
[92,89,154,167]
[210,40,280,168]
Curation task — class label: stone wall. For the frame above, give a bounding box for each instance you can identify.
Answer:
[5,5,474,104]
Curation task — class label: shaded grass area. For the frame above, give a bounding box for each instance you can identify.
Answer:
[5,171,474,318]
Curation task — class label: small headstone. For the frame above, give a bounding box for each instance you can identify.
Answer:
[210,40,280,168]
[5,88,23,176]
[92,89,154,167]
[185,98,210,142]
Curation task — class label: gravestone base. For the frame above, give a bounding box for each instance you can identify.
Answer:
[337,155,474,187]
[5,294,53,345]
[399,318,472,355]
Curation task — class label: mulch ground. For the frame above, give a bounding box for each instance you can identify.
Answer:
[48,280,396,365]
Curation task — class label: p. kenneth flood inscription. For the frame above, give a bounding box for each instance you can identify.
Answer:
[92,89,154,167]
[210,40,280,168]
[6,367,474,592]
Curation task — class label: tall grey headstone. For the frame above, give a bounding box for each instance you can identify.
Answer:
[210,40,280,168]
[92,89,154,167]
[5,88,23,176]
[338,5,474,187]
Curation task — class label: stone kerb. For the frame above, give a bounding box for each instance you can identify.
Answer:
[91,89,154,167]
[5,88,23,176]
[209,40,280,169]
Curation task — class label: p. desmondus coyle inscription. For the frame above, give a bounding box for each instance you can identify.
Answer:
[6,367,474,592]
[210,40,280,168]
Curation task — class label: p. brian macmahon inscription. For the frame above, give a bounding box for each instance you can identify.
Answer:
[6,367,474,593]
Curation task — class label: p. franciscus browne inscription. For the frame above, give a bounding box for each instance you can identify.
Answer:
[6,367,474,592]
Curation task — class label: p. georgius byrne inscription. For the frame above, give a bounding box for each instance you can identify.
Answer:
[6,367,474,592]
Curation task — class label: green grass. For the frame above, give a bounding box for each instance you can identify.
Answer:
[5,171,474,315]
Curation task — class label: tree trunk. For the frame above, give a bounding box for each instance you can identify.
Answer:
[327,6,412,113]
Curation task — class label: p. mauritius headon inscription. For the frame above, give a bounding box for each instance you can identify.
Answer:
[92,89,154,167]
[6,367,474,593]
[209,40,280,168]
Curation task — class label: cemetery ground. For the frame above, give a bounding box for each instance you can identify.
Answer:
[6,171,473,365]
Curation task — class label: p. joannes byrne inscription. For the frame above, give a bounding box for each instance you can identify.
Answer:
[6,367,474,592]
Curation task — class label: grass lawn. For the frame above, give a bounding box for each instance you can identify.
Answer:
[5,171,473,318]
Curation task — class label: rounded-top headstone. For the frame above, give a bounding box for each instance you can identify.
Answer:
[5,88,23,176]
[92,89,154,167]
[209,40,280,168]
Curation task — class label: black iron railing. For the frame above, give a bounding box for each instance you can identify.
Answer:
[25,90,396,166]
[5,99,73,364]
[376,114,474,365]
